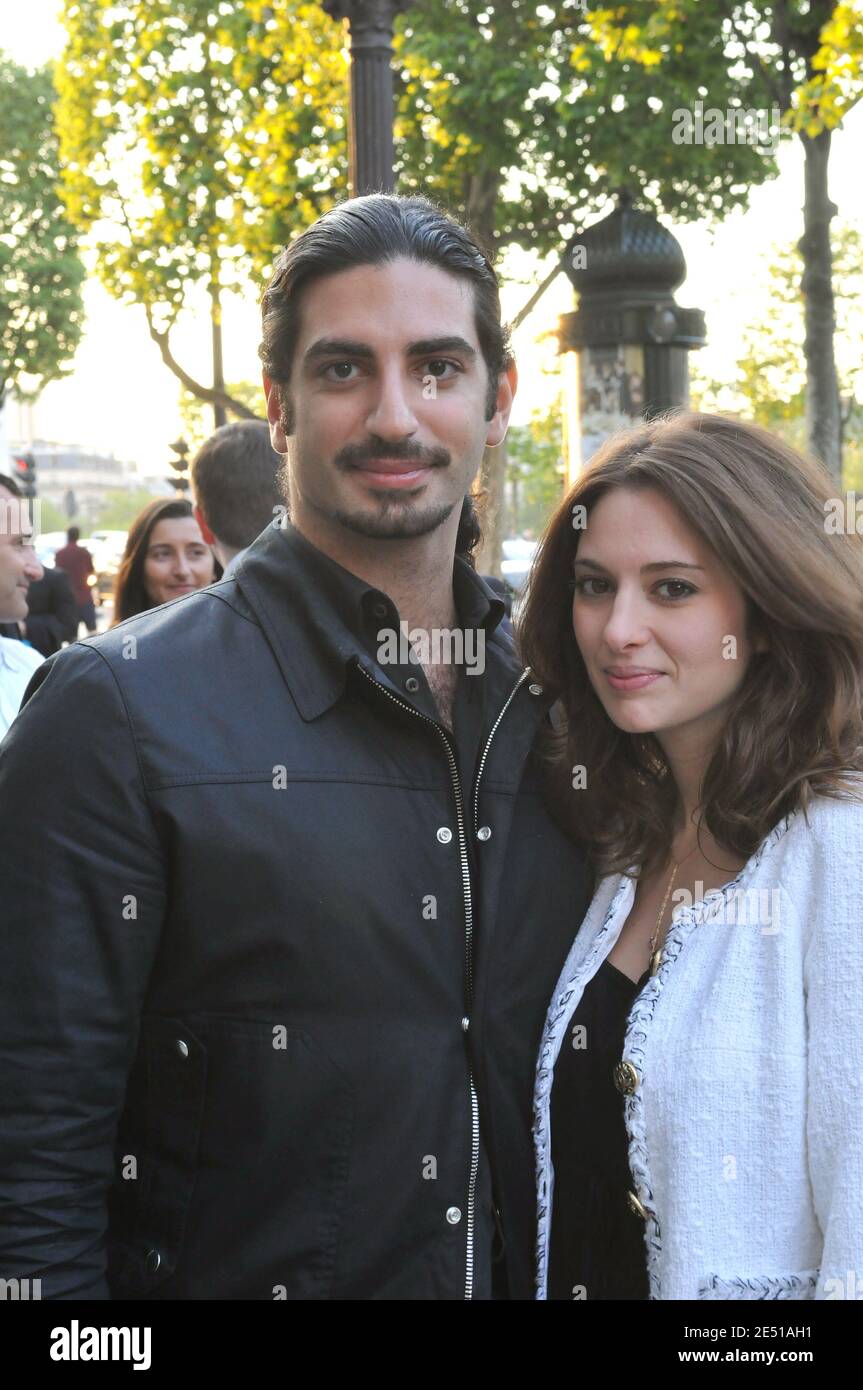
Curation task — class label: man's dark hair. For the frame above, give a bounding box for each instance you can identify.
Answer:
[0,473,22,497]
[67,526,80,543]
[190,421,284,551]
[259,193,511,564]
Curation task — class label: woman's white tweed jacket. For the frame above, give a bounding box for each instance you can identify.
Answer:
[533,788,863,1300]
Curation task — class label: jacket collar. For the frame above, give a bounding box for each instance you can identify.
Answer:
[233,518,507,722]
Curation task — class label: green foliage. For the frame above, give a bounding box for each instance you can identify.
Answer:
[56,0,347,316]
[393,0,781,253]
[0,54,86,400]
[90,487,165,529]
[691,223,863,444]
[505,402,566,536]
[35,497,73,534]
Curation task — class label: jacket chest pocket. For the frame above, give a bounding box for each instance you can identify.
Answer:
[108,1015,354,1299]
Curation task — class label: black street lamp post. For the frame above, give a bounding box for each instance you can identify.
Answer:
[558,192,706,479]
[321,0,411,195]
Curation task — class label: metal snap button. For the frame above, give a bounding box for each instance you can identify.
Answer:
[626,1190,648,1220]
[477,825,492,841]
[405,676,420,693]
[371,601,388,620]
[528,682,543,696]
[613,1060,639,1095]
[436,827,453,844]
[145,1248,161,1274]
[446,1206,462,1225]
[176,1039,189,1059]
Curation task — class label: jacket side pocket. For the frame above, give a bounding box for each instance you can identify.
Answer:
[697,1269,818,1300]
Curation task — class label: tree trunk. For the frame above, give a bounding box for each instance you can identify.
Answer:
[799,129,841,483]
[465,167,506,578]
[210,280,226,431]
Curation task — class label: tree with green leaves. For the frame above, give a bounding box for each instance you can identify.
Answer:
[56,0,788,568]
[389,0,786,568]
[0,54,85,457]
[56,0,348,427]
[581,1,863,482]
[692,223,863,483]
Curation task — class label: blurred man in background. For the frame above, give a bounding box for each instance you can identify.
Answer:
[17,566,78,656]
[0,473,44,738]
[190,420,284,578]
[54,526,97,635]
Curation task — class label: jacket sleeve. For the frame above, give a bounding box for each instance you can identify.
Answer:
[804,798,863,1299]
[0,643,167,1299]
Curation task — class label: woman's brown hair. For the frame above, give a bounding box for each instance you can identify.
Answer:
[112,497,218,624]
[518,411,863,878]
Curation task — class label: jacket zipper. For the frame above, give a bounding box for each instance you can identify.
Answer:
[356,661,527,1300]
[471,668,531,840]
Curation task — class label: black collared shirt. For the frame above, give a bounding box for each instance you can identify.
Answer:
[270,520,507,794]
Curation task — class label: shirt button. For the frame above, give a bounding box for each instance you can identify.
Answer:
[461,1016,470,1032]
[405,676,420,693]
[176,1039,189,1059]
[446,1206,462,1225]
[477,825,492,841]
[613,1060,639,1095]
[528,682,543,696]
[436,827,453,844]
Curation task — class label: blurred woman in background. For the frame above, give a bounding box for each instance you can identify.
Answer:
[112,498,219,624]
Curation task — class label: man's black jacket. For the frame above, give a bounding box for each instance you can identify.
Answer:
[0,519,590,1300]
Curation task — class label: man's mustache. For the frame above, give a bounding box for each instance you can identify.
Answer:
[336,442,450,471]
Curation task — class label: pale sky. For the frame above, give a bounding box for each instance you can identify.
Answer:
[2,2,862,474]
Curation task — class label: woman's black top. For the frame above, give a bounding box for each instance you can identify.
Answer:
[547,958,651,1301]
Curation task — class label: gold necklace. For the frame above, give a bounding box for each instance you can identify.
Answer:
[647,838,701,977]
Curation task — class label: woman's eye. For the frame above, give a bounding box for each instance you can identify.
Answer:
[573,576,609,597]
[656,579,697,600]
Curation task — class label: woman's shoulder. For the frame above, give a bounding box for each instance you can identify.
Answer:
[788,778,863,855]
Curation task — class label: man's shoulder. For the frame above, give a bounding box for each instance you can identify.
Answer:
[88,579,247,650]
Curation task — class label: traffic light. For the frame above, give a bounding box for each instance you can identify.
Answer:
[12,453,36,500]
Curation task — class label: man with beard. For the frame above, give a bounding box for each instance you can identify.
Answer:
[0,194,589,1300]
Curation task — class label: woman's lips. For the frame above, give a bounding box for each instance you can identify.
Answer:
[604,669,666,692]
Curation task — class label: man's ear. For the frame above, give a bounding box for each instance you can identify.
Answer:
[193,504,216,547]
[264,374,289,453]
[485,360,518,448]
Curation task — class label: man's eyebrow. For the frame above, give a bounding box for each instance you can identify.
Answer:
[302,335,478,365]
[573,558,706,573]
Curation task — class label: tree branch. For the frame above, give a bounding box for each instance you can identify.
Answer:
[117,197,262,422]
[143,302,261,420]
[715,0,788,108]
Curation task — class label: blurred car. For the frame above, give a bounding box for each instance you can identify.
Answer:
[500,537,537,595]
[500,537,538,626]
[33,531,70,570]
[86,530,128,607]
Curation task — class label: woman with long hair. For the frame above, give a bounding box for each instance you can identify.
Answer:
[112,497,219,624]
[519,411,863,1302]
